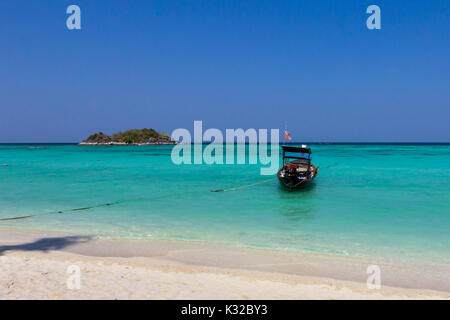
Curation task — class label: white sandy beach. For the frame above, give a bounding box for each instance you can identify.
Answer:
[1,229,449,300]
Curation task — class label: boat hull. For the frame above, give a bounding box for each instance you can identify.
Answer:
[277,174,315,190]
[277,166,318,190]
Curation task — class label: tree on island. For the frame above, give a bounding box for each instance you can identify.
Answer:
[85,132,112,143]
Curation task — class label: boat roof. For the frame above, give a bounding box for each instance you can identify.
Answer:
[282,146,311,154]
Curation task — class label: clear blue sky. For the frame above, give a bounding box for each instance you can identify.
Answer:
[0,0,449,142]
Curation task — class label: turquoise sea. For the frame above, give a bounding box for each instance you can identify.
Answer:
[0,144,449,265]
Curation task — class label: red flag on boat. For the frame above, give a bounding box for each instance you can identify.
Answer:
[284,130,292,141]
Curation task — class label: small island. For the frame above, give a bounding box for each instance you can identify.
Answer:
[79,128,176,145]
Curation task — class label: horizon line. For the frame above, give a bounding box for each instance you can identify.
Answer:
[1,142,449,145]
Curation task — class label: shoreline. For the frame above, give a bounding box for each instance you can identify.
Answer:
[2,224,449,269]
[1,228,449,299]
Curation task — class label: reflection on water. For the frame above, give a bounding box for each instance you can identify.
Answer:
[277,182,317,198]
[279,205,312,223]
[277,183,316,224]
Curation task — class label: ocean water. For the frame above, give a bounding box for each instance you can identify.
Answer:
[0,144,449,265]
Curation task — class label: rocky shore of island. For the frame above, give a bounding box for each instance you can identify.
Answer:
[78,128,177,145]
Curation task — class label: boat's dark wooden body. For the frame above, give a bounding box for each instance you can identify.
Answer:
[277,146,319,190]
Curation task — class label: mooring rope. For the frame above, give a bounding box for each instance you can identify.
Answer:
[0,214,36,221]
[210,160,341,193]
[0,190,211,222]
[0,199,140,222]
[0,177,279,222]
[211,177,276,192]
